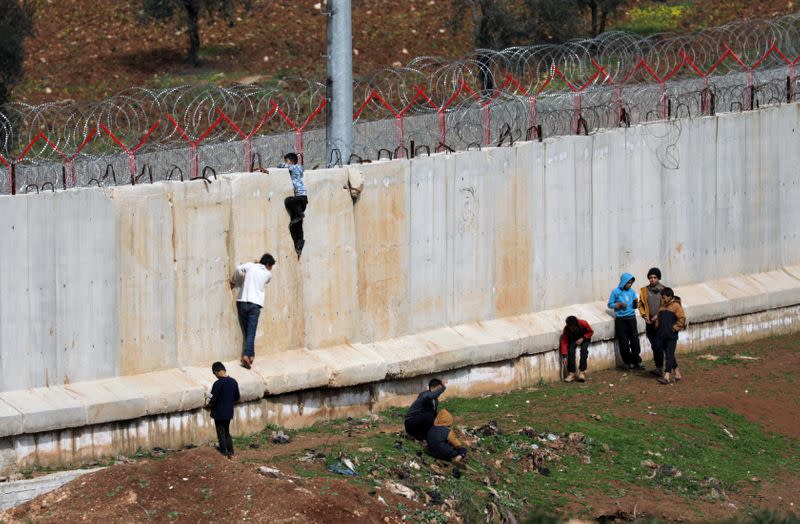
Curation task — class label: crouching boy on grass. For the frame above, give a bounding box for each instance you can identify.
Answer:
[560,316,594,383]
[426,409,467,463]
[208,362,240,459]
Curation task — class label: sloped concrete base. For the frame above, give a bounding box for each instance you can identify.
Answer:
[1,302,797,475]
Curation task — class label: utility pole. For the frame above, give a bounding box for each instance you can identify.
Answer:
[325,0,354,167]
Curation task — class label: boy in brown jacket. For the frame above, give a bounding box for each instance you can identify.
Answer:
[639,267,667,377]
[425,409,467,462]
[655,287,686,384]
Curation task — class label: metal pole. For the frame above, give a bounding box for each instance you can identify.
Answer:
[325,0,353,167]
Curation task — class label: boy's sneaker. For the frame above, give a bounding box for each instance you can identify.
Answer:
[649,368,664,377]
[577,371,586,382]
[564,373,576,383]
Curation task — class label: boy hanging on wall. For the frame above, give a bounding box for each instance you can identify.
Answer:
[559,316,594,383]
[404,378,447,441]
[208,362,240,459]
[278,153,308,258]
[639,267,667,377]
[608,272,644,370]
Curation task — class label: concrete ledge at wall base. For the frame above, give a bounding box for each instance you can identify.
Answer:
[0,265,799,442]
[0,467,104,511]
[1,302,799,476]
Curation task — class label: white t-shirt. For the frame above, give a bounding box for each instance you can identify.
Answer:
[235,262,272,307]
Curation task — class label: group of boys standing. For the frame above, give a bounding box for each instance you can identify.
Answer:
[560,267,686,385]
[404,266,688,463]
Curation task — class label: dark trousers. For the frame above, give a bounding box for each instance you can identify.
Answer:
[660,336,678,372]
[215,419,234,456]
[567,340,590,373]
[236,301,261,358]
[645,322,663,369]
[615,316,642,365]
[285,195,308,252]
[404,412,436,441]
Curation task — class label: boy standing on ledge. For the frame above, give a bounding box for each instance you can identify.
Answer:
[278,153,308,258]
[208,362,240,459]
[608,272,643,370]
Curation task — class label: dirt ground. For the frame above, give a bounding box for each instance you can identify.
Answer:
[3,334,800,523]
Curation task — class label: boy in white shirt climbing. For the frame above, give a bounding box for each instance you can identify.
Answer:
[230,253,275,369]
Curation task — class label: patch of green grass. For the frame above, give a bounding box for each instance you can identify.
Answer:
[200,485,213,501]
[138,478,150,488]
[615,3,693,35]
[166,511,180,520]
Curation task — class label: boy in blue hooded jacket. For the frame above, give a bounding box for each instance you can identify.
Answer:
[608,272,644,369]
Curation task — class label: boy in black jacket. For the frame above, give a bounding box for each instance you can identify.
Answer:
[208,362,240,458]
[404,378,446,441]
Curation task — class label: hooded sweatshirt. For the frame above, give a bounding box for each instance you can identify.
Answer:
[607,272,639,318]
[426,409,466,460]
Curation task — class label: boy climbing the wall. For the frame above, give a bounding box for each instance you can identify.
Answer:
[278,153,308,258]
[404,378,447,441]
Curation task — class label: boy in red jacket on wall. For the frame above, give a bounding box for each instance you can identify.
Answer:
[560,316,594,383]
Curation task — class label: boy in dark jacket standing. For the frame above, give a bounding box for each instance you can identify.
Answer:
[208,362,241,458]
[608,272,643,370]
[639,267,667,377]
[426,409,467,462]
[655,288,686,385]
[404,378,446,441]
[560,316,594,383]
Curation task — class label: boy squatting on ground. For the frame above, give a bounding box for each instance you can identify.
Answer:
[404,378,447,441]
[426,409,468,462]
[639,267,668,377]
[231,253,275,369]
[559,316,594,383]
[655,287,686,385]
[608,272,644,370]
[278,153,308,258]
[208,362,241,459]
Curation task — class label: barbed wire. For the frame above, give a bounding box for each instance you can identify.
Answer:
[2,13,800,193]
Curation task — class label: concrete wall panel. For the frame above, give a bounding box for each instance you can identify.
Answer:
[407,154,449,332]
[169,179,237,365]
[491,145,532,318]
[111,184,176,375]
[354,161,409,342]
[447,150,495,325]
[300,169,358,349]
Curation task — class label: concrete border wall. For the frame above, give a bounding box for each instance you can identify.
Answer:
[1,104,800,471]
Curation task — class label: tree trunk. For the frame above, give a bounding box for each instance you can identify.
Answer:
[590,0,598,37]
[599,8,608,35]
[183,0,201,66]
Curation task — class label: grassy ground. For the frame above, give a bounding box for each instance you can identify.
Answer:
[5,334,800,523]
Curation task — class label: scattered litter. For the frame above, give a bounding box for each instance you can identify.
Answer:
[384,480,415,499]
[474,420,500,437]
[249,443,261,449]
[271,430,291,444]
[536,465,550,476]
[297,449,326,463]
[608,383,615,387]
[640,459,659,469]
[408,461,421,470]
[698,354,719,361]
[181,477,188,481]
[342,457,357,472]
[393,440,404,449]
[327,462,358,476]
[658,465,682,478]
[452,467,462,479]
[546,433,558,442]
[647,411,658,416]
[645,450,663,458]
[377,495,388,506]
[358,447,373,453]
[721,426,736,439]
[734,355,759,361]
[590,414,602,421]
